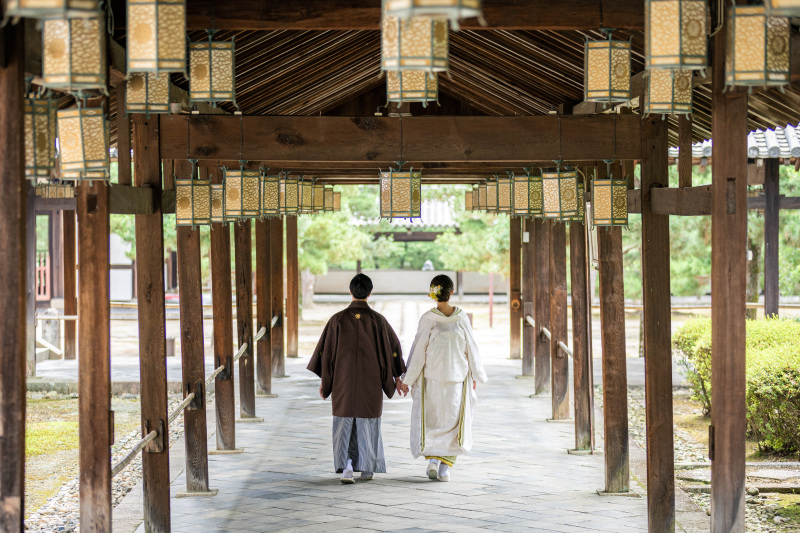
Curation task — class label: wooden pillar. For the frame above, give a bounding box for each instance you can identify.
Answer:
[641,114,675,530]
[234,220,256,418]
[174,161,210,493]
[764,158,780,318]
[132,114,170,531]
[26,183,35,376]
[209,168,236,450]
[50,213,64,298]
[678,114,693,188]
[115,81,132,186]
[77,181,112,530]
[255,219,273,395]
[711,11,748,530]
[533,219,551,394]
[570,220,592,450]
[0,21,27,530]
[270,217,285,378]
[286,215,299,358]
[549,221,569,420]
[521,217,535,377]
[597,225,629,493]
[63,210,77,359]
[509,217,522,360]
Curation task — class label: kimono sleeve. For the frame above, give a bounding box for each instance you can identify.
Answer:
[403,315,434,387]
[386,318,406,378]
[461,314,488,384]
[306,317,337,398]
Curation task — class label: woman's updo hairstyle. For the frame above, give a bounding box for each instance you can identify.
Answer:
[428,274,455,303]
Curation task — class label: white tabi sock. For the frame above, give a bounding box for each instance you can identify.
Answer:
[438,463,450,477]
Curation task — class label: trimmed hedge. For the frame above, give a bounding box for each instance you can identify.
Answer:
[672,316,800,454]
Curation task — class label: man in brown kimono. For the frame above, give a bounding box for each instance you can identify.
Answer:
[307,273,405,483]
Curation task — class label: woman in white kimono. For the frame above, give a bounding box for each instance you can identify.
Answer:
[400,274,488,482]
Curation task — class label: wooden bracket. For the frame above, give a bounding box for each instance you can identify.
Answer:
[144,419,166,453]
[186,380,205,411]
[216,356,232,380]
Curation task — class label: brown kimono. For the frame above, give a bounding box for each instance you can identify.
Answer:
[307,300,405,419]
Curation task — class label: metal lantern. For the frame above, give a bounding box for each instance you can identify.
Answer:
[4,0,100,19]
[569,182,586,222]
[382,14,448,72]
[384,0,481,21]
[24,96,57,179]
[471,186,479,212]
[313,182,326,213]
[542,168,579,220]
[298,178,314,214]
[260,171,281,217]
[478,182,486,210]
[210,183,225,224]
[464,189,473,211]
[175,174,211,226]
[190,32,236,105]
[726,6,790,88]
[765,0,800,17]
[485,179,498,213]
[644,69,693,114]
[513,170,543,217]
[645,0,707,69]
[125,72,170,115]
[324,185,334,212]
[43,15,107,92]
[386,70,438,107]
[584,32,631,103]
[279,173,300,215]
[496,173,513,214]
[592,175,628,226]
[224,167,260,219]
[127,0,186,74]
[57,107,109,180]
[332,191,341,212]
[380,167,422,218]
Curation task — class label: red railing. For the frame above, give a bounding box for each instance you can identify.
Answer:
[35,252,50,301]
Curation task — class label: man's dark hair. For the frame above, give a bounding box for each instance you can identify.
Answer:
[430,274,454,302]
[350,273,373,300]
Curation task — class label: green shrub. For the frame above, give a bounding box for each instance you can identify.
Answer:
[672,317,712,415]
[746,366,800,454]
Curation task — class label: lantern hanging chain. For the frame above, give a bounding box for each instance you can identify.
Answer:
[709,0,724,38]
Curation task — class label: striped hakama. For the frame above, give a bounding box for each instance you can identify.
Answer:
[332,416,386,473]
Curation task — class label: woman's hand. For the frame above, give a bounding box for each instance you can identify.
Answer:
[396,377,409,396]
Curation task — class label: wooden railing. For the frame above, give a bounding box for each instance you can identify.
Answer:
[35,251,50,301]
[525,314,572,358]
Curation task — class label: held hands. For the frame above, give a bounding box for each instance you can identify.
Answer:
[395,377,409,396]
[319,384,326,400]
[473,381,477,391]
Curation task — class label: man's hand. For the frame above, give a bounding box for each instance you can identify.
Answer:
[396,377,409,396]
[319,384,325,399]
[473,381,477,391]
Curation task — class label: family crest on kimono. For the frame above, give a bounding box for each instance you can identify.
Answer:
[400,274,488,482]
[307,273,406,483]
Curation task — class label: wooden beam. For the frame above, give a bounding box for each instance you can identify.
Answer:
[286,216,299,359]
[764,159,780,318]
[234,220,257,418]
[748,195,800,210]
[0,21,27,530]
[63,210,77,359]
[533,219,551,395]
[651,185,712,216]
[549,221,569,420]
[711,11,748,528]
[641,114,675,531]
[270,217,285,378]
[209,168,237,451]
[570,220,592,451]
[255,220,273,395]
[521,217,535,377]
[158,114,643,163]
[509,217,522,360]
[77,180,112,530]
[175,162,210,494]
[131,114,171,530]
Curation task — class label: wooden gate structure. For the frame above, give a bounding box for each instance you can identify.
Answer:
[2,2,800,532]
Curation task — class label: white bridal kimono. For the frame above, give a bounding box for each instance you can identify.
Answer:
[403,308,488,459]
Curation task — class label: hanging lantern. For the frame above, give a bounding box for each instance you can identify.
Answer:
[592,174,628,226]
[125,72,170,115]
[584,31,631,103]
[644,69,693,114]
[380,167,422,218]
[42,15,107,92]
[313,182,326,213]
[190,31,236,105]
[471,186,479,212]
[384,0,482,21]
[4,0,100,18]
[298,178,314,214]
[210,183,225,224]
[260,171,281,217]
[175,172,211,226]
[387,70,438,107]
[57,106,109,180]
[485,179,498,213]
[645,0,708,69]
[332,191,341,212]
[569,182,586,222]
[542,167,579,220]
[513,170,543,217]
[478,182,486,211]
[496,173,513,214]
[382,14,448,72]
[224,166,260,220]
[726,6,790,88]
[127,0,187,74]
[464,189,473,211]
[279,173,300,215]
[24,95,57,179]
[765,0,800,17]
[324,186,335,213]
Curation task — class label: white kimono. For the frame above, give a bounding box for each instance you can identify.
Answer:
[403,308,488,459]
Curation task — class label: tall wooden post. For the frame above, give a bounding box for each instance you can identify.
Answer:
[131,115,170,531]
[63,210,77,359]
[570,220,592,450]
[641,115,675,531]
[255,220,273,395]
[50,213,64,298]
[678,114,693,189]
[509,217,522,359]
[115,81,131,186]
[209,168,236,450]
[26,183,35,376]
[174,161,210,494]
[234,220,256,417]
[521,217,535,376]
[533,219,551,394]
[549,221,569,420]
[270,217,285,378]
[77,181,112,530]
[711,11,748,530]
[286,215,299,358]
[0,22,27,530]
[763,158,780,318]
[598,225,629,493]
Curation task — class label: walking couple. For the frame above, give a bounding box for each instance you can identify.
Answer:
[307,273,488,483]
